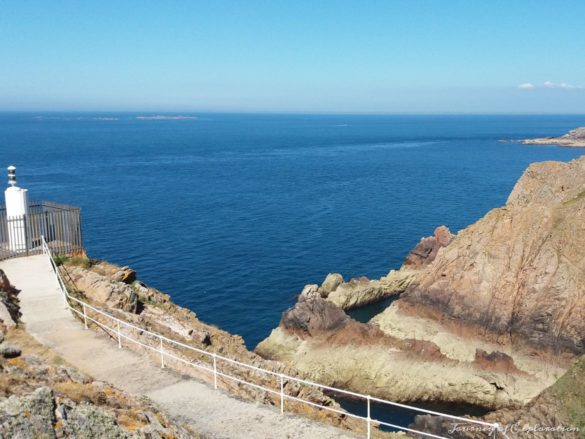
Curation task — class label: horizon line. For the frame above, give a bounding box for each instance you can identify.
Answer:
[1,109,585,117]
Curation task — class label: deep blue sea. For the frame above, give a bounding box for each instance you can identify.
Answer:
[1,113,584,350]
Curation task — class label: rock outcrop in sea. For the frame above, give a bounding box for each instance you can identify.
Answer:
[256,156,585,419]
[521,126,585,147]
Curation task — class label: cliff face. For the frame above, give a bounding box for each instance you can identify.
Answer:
[404,157,585,354]
[256,157,585,415]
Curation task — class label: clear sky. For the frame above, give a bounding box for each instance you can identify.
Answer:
[1,0,584,113]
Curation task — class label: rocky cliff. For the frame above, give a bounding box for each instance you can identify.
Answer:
[256,156,585,419]
[403,157,585,354]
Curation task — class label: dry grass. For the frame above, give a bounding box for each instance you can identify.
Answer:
[115,409,148,432]
[4,327,67,366]
[53,382,107,404]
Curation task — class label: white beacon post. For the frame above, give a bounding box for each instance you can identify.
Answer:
[4,166,30,253]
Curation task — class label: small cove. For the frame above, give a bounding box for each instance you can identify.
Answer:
[336,395,492,433]
[346,295,401,323]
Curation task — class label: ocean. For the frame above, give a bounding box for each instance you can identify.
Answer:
[1,113,584,350]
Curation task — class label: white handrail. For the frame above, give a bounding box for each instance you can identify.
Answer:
[40,236,506,439]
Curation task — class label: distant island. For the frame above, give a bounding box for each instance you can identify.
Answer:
[136,115,197,120]
[521,126,585,147]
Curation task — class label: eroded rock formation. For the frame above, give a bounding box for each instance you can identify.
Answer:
[298,267,418,311]
[404,157,585,354]
[403,225,453,267]
[256,157,585,415]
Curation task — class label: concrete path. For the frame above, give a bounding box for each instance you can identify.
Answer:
[0,255,359,439]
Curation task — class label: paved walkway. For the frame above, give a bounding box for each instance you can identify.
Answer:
[0,255,359,439]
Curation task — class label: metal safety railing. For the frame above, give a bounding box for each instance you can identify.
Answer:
[0,201,82,261]
[40,236,508,439]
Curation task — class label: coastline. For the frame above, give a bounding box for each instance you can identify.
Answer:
[519,126,585,148]
[255,155,585,433]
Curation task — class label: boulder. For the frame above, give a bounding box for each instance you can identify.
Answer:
[299,284,319,300]
[67,267,138,313]
[111,267,136,284]
[320,273,343,295]
[281,296,349,337]
[403,225,453,267]
[0,344,22,359]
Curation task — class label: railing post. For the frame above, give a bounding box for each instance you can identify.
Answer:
[493,423,499,439]
[280,374,284,415]
[83,304,88,329]
[23,214,29,256]
[159,336,165,369]
[213,353,218,389]
[367,395,371,439]
[117,321,122,349]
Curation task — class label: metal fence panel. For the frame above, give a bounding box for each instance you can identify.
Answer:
[0,201,82,260]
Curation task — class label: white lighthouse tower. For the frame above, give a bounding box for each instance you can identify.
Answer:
[4,166,30,253]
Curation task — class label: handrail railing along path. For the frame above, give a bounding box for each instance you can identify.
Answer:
[40,236,508,439]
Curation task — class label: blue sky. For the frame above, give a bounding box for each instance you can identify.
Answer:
[1,1,584,113]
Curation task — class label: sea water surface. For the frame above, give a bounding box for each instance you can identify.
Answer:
[1,113,584,350]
